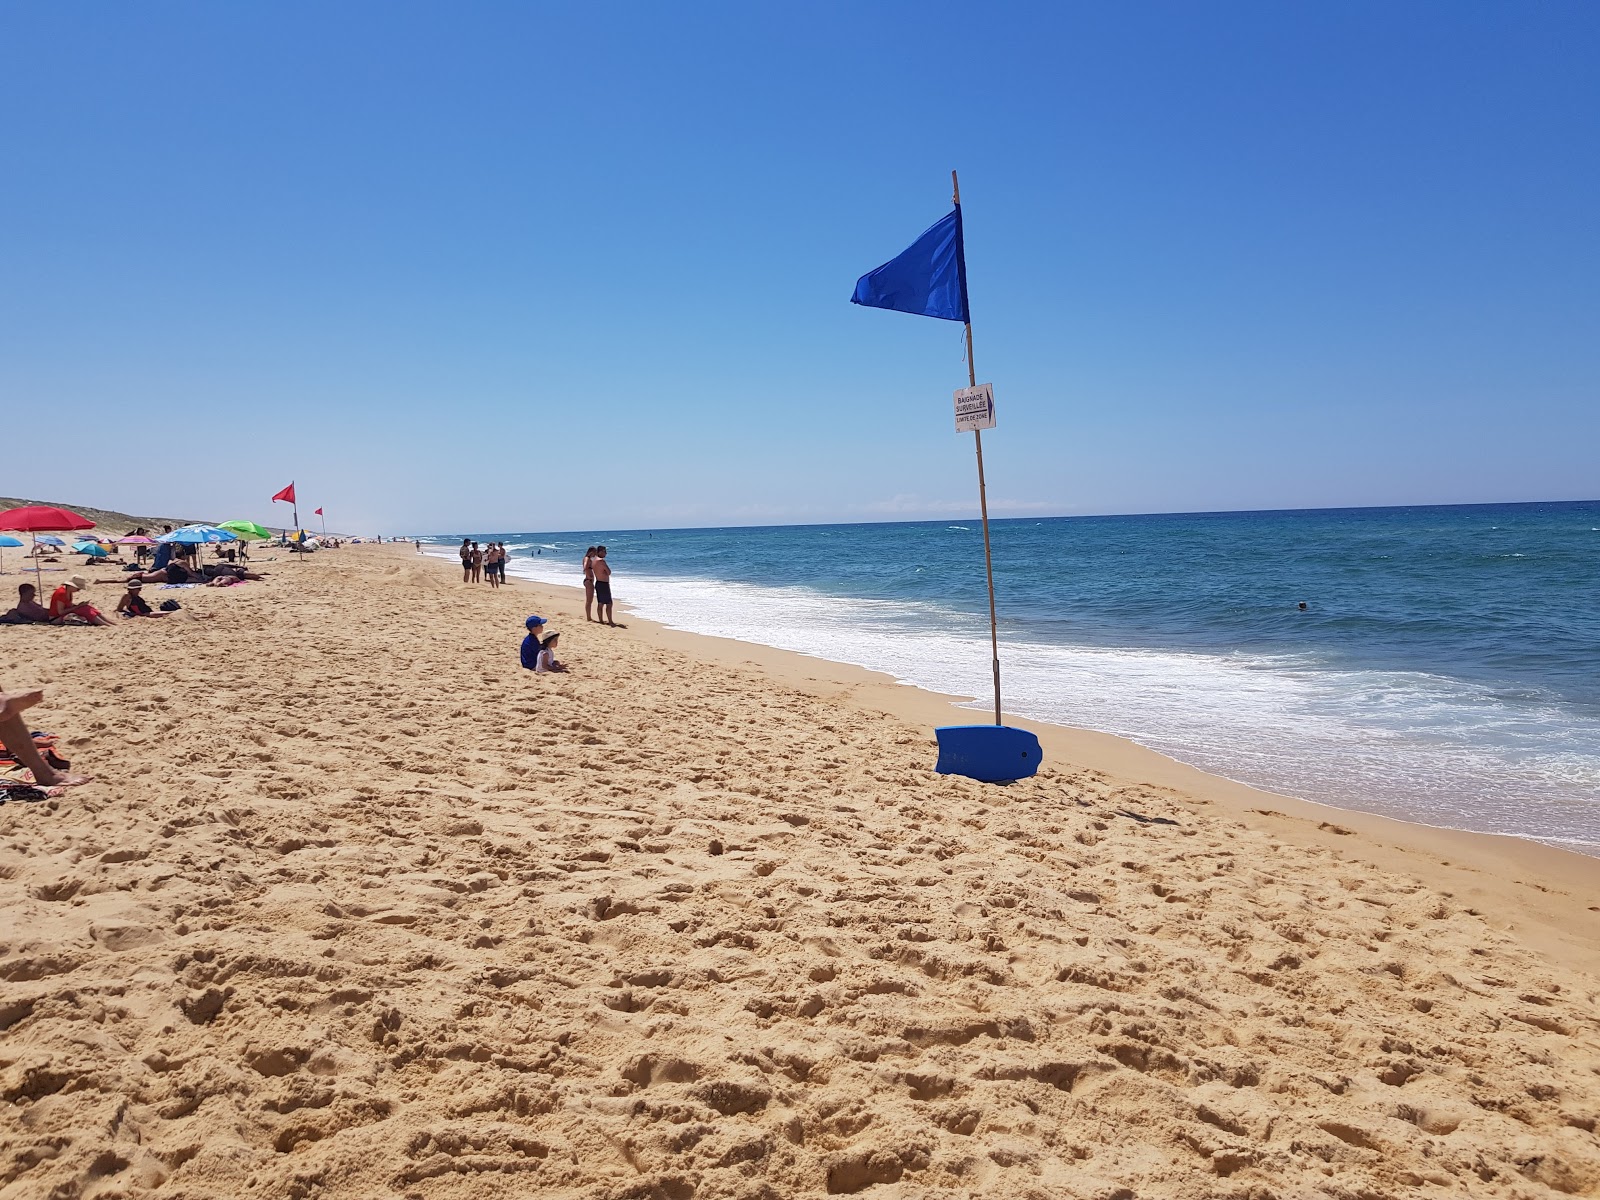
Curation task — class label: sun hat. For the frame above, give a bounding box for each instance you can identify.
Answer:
[127,580,143,589]
[525,614,547,629]
[67,574,91,590]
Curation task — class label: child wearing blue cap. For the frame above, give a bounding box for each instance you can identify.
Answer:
[519,615,548,671]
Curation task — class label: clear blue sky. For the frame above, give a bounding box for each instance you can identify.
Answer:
[3,2,1596,533]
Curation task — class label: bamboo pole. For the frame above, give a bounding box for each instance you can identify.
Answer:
[952,170,1003,727]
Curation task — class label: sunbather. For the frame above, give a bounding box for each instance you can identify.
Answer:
[49,576,113,626]
[0,583,51,624]
[128,560,194,585]
[114,580,168,618]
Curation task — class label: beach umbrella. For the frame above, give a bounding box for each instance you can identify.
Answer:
[115,536,154,544]
[218,520,271,541]
[72,541,109,558]
[35,535,66,546]
[0,534,20,574]
[156,524,239,544]
[0,504,96,586]
[0,504,95,534]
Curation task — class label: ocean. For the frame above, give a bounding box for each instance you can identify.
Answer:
[422,501,1600,855]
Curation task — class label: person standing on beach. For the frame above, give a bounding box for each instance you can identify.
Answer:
[459,538,472,582]
[487,543,503,589]
[592,546,614,626]
[582,547,597,621]
[470,542,484,584]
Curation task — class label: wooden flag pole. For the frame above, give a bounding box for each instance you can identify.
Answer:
[953,170,1003,726]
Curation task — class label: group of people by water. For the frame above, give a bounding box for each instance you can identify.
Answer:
[458,540,511,588]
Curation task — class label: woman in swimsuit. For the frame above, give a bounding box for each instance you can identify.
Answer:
[582,547,596,622]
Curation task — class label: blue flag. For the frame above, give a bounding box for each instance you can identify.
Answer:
[851,206,969,323]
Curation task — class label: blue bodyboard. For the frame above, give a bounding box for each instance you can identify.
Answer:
[934,725,1043,783]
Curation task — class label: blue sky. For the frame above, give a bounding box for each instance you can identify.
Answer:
[3,2,1596,533]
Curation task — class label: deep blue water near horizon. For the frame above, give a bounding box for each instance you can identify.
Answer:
[424,501,1600,854]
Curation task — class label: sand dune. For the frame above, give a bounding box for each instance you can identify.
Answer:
[2,546,1597,1198]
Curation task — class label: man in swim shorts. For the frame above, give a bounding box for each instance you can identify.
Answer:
[591,546,614,626]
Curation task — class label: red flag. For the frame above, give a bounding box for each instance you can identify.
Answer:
[314,507,323,516]
[272,483,296,504]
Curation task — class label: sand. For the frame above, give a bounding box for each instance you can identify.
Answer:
[1,544,1597,1199]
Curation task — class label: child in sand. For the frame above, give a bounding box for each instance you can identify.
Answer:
[533,632,566,673]
[519,615,549,670]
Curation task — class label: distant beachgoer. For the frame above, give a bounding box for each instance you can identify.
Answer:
[115,580,169,618]
[49,576,112,627]
[582,547,597,621]
[0,687,92,788]
[459,538,472,582]
[1298,601,1308,611]
[486,543,502,589]
[534,631,565,673]
[519,615,549,669]
[592,546,614,626]
[0,583,51,625]
[470,542,484,584]
[497,543,509,584]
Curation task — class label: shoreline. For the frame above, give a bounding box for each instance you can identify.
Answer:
[422,542,1600,863]
[424,546,1600,976]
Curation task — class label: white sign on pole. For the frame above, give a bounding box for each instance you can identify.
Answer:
[954,382,996,432]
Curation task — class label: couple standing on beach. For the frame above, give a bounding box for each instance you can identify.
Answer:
[583,546,614,625]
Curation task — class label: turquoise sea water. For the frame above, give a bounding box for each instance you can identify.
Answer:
[425,501,1600,854]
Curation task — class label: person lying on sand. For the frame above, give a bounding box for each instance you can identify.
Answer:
[114,580,169,618]
[0,688,92,788]
[49,576,113,626]
[127,560,193,585]
[200,563,265,582]
[0,583,52,624]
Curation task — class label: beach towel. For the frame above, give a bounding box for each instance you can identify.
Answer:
[0,778,64,801]
[0,732,69,772]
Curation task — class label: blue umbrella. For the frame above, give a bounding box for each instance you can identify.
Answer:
[156,524,239,544]
[73,541,109,557]
[0,534,18,574]
[35,535,66,546]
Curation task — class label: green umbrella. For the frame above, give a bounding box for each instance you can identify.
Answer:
[219,520,271,540]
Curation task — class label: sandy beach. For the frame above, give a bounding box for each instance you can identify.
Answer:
[2,543,1597,1199]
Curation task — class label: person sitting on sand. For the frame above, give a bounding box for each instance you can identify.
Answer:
[0,687,92,788]
[114,580,169,618]
[519,615,549,670]
[49,576,113,627]
[534,631,566,673]
[0,583,52,624]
